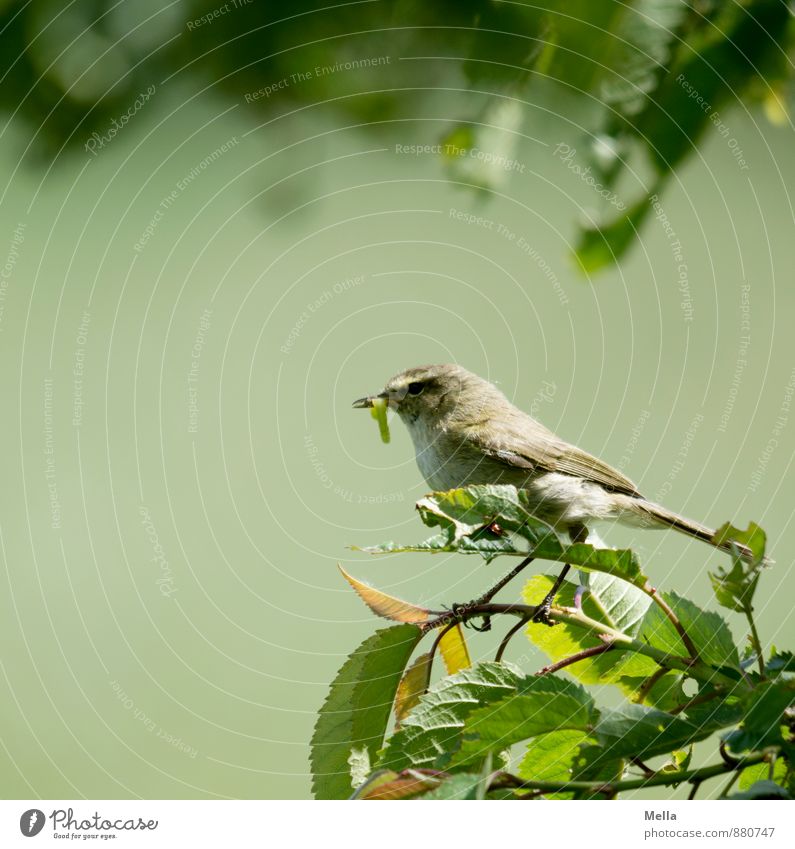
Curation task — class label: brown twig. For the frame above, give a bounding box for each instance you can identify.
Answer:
[630,757,655,777]
[473,554,535,605]
[495,617,531,663]
[536,641,615,676]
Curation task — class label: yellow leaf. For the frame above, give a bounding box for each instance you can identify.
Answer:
[394,652,432,725]
[439,624,471,674]
[338,566,430,624]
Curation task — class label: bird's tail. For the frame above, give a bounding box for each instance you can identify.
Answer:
[623,498,766,563]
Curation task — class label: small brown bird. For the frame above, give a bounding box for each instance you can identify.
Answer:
[353,363,755,560]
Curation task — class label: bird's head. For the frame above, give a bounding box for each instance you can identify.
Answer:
[352,363,503,425]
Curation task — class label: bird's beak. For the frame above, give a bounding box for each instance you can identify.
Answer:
[352,391,389,409]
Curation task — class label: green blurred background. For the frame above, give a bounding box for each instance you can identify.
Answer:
[0,0,794,800]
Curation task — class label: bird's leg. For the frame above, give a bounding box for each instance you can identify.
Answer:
[531,524,588,627]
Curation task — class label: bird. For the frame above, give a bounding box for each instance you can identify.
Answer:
[353,363,756,561]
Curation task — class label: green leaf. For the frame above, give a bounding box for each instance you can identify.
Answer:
[712,522,767,566]
[311,624,422,799]
[359,485,647,586]
[636,1,791,176]
[729,780,792,800]
[451,677,597,767]
[724,679,795,753]
[417,772,483,800]
[709,522,768,613]
[518,729,592,786]
[766,650,795,677]
[574,194,653,273]
[573,1,791,270]
[569,743,625,797]
[661,591,741,671]
[738,758,787,791]
[378,661,524,772]
[595,703,719,760]
[524,574,686,709]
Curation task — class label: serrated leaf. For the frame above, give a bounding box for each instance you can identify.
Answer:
[378,662,524,772]
[709,522,768,613]
[452,677,597,767]
[339,566,430,624]
[395,653,433,726]
[712,521,767,566]
[438,624,471,675]
[311,624,423,799]
[766,650,795,677]
[662,591,741,671]
[360,485,646,586]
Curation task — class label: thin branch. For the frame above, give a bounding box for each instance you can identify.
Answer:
[491,748,773,796]
[645,582,700,660]
[630,757,655,777]
[536,642,615,676]
[420,600,745,690]
[474,554,535,605]
[426,620,457,678]
[687,780,701,800]
[495,617,531,663]
[633,667,669,704]
[718,770,741,799]
[719,740,740,768]
[743,605,766,679]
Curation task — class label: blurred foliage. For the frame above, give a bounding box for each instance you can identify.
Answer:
[1,0,793,270]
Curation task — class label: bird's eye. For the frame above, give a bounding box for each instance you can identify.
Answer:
[407,381,425,395]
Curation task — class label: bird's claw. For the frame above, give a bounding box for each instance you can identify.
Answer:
[531,594,556,627]
[442,602,491,631]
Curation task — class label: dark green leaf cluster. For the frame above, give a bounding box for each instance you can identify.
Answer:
[3,2,792,271]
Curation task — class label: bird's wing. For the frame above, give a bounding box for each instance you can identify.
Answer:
[552,444,642,497]
[461,415,642,497]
